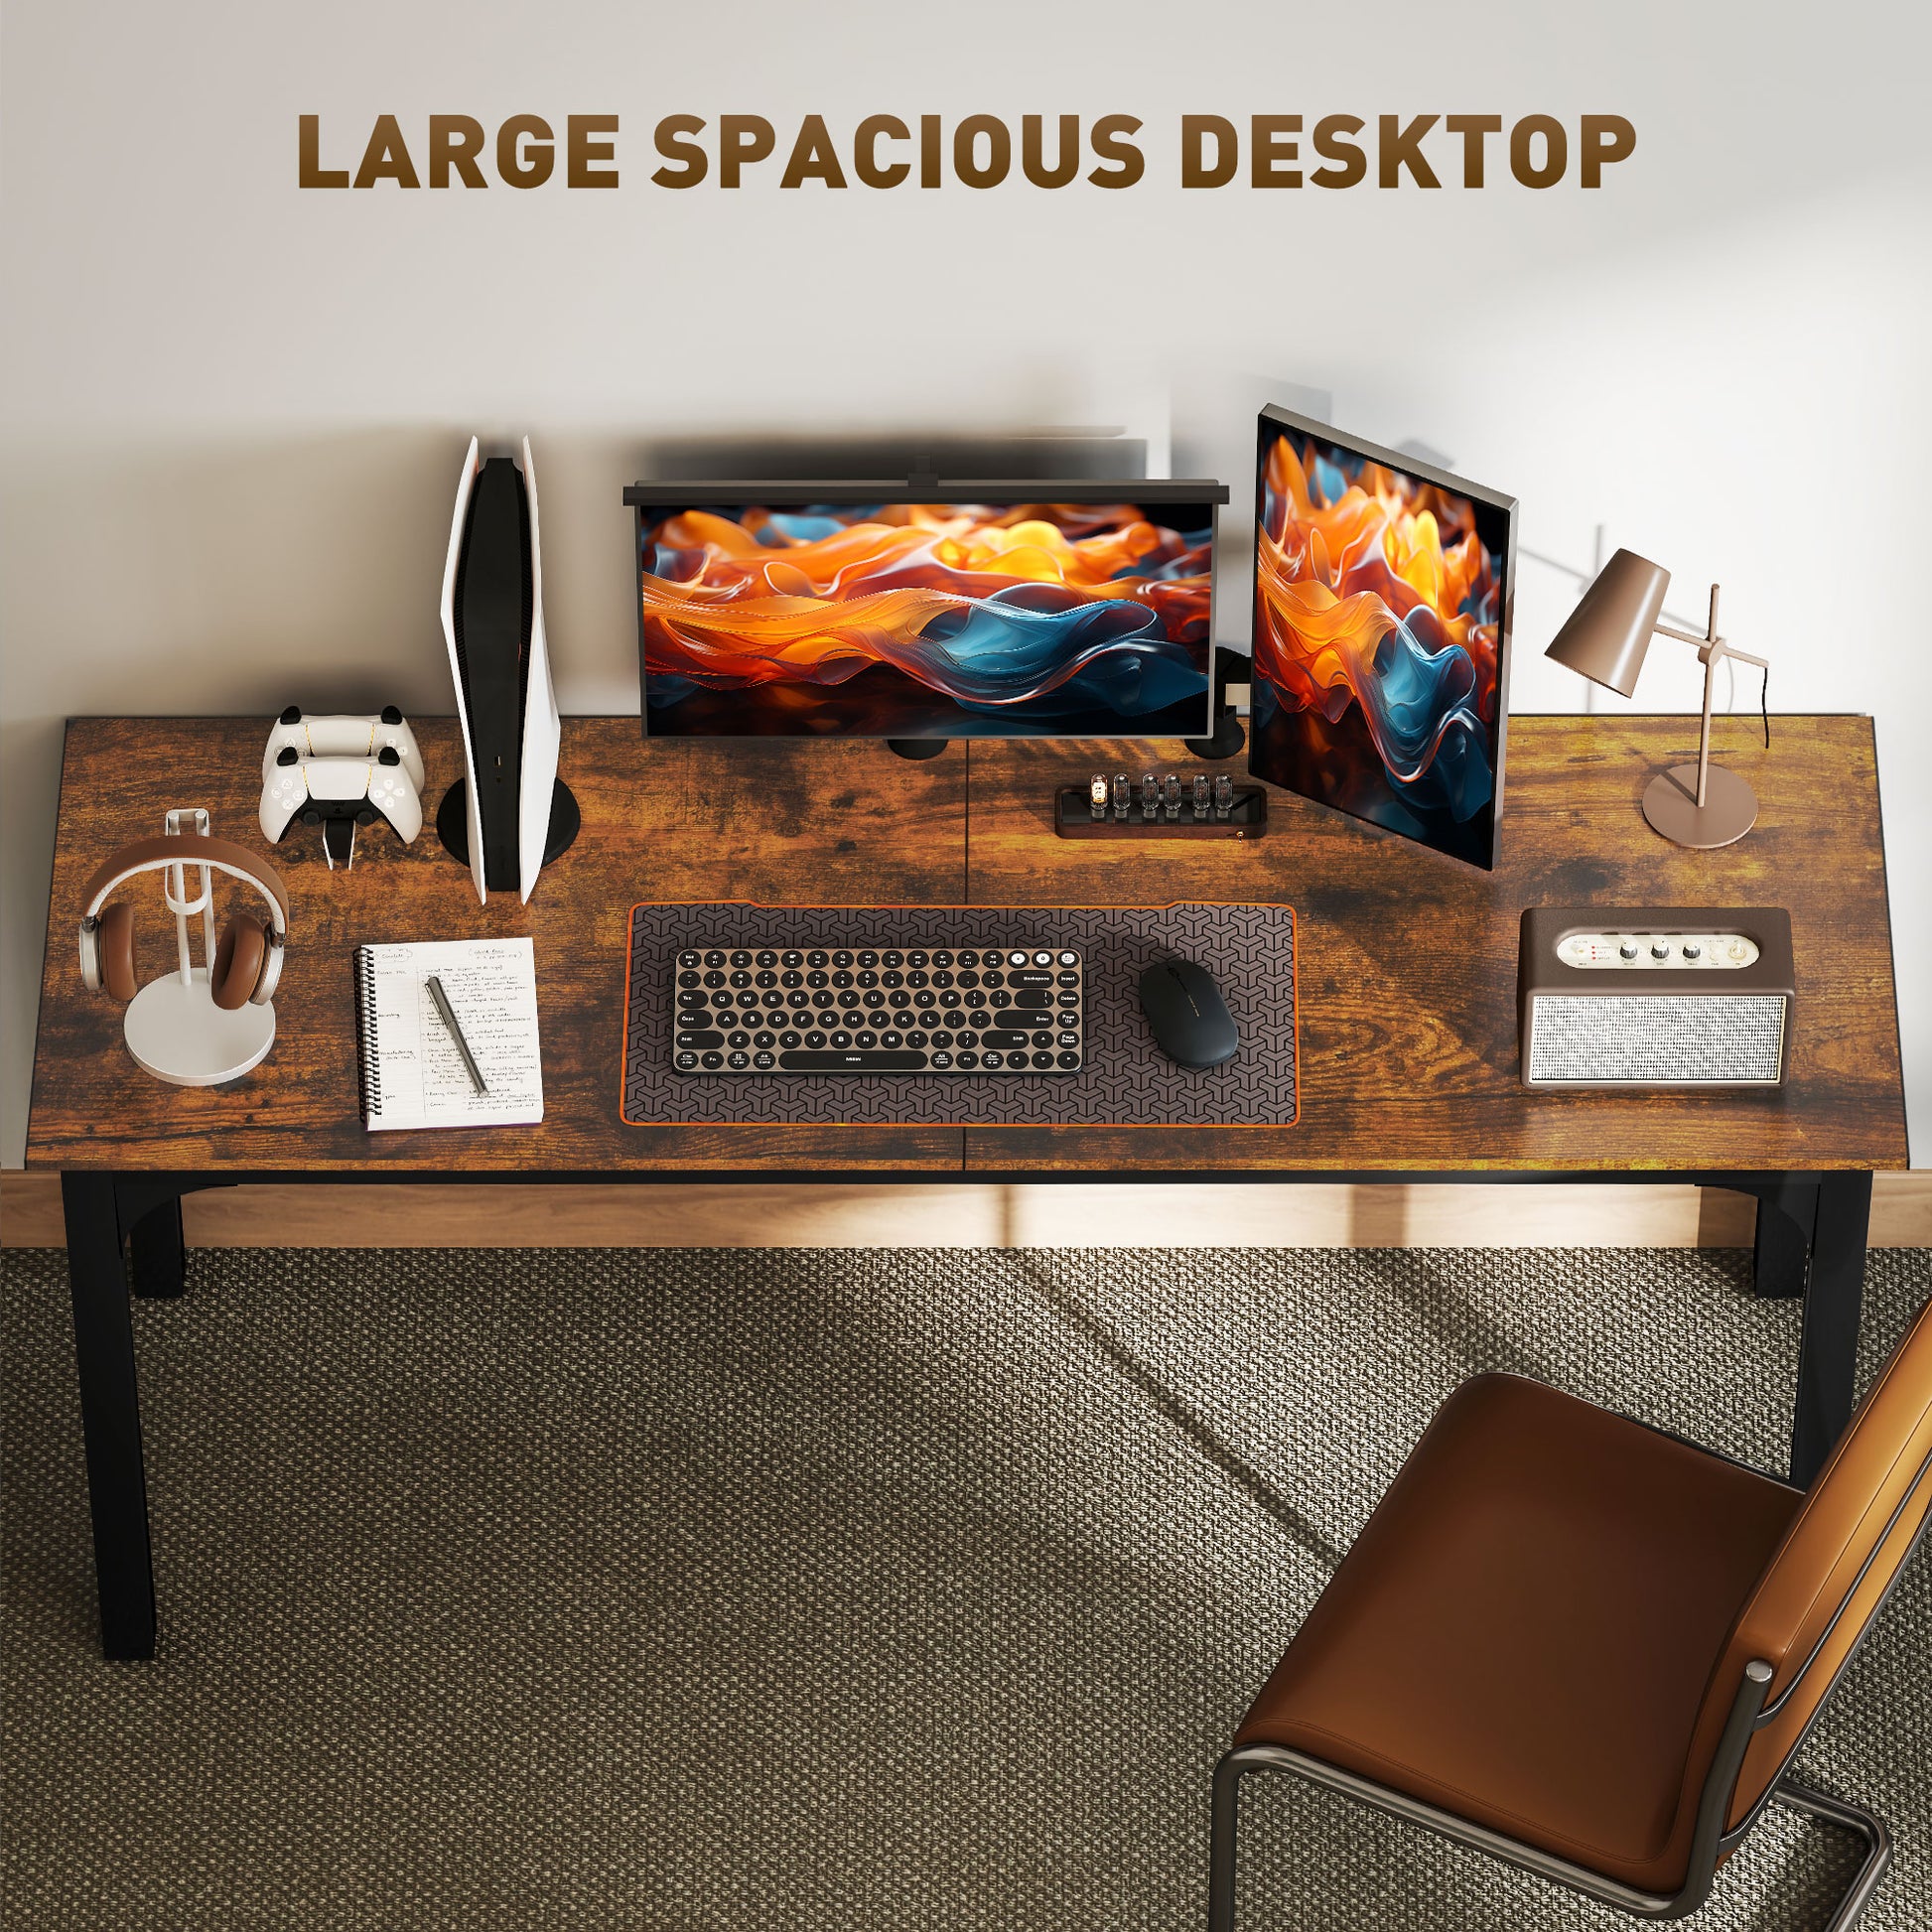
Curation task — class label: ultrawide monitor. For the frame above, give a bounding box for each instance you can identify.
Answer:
[1247,409,1515,869]
[624,483,1228,741]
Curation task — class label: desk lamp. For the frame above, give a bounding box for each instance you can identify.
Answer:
[1544,548,1767,849]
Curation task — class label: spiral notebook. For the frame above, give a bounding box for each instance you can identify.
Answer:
[352,937,544,1130]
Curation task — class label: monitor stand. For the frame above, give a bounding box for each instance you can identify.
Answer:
[1183,712,1246,760]
[886,740,950,761]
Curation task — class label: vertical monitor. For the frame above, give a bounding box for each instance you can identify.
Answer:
[624,483,1228,741]
[1248,410,1515,869]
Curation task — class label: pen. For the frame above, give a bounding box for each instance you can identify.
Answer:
[426,975,488,1095]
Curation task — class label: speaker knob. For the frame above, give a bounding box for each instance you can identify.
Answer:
[1683,942,1702,960]
[1651,942,1671,960]
[1619,941,1638,960]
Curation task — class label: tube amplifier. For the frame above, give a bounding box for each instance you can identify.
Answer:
[1518,907,1793,1090]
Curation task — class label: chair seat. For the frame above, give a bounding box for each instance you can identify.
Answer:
[1233,1373,1804,1894]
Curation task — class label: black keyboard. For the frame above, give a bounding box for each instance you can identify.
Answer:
[670,941,1085,1075]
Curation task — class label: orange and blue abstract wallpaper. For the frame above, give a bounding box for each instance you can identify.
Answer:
[1248,419,1510,867]
[639,500,1215,739]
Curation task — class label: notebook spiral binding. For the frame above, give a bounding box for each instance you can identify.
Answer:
[352,946,382,1124]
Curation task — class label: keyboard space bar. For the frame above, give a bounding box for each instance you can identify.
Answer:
[778,1049,927,1072]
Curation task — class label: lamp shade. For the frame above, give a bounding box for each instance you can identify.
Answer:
[1545,548,1671,699]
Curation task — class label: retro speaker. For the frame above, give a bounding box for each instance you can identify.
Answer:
[1518,907,1794,1090]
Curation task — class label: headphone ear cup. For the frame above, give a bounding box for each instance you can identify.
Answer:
[210,912,267,1012]
[98,902,139,1003]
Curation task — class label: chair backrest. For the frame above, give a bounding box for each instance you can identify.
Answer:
[1698,1296,1932,1832]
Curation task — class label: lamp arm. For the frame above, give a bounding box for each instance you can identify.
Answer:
[1651,622,1767,671]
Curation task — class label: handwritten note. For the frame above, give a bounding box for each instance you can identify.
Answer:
[356,938,543,1130]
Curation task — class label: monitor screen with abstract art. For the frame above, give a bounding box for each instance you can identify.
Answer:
[626,485,1224,741]
[1248,410,1515,868]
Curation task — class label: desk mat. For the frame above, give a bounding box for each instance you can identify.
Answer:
[621,901,1298,1130]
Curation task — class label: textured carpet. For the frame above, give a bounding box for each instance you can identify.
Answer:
[4,1245,1929,1932]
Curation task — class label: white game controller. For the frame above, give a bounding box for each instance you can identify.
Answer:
[260,747,424,869]
[262,706,426,794]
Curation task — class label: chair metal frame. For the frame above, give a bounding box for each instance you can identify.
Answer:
[1209,1443,1931,1931]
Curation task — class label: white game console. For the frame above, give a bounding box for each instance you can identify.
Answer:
[260,708,425,869]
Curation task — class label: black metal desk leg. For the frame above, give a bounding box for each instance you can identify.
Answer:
[1751,1180,1819,1301]
[128,1195,188,1300]
[61,1173,157,1660]
[1788,1172,1873,1488]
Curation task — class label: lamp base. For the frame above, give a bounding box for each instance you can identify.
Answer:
[1642,763,1757,849]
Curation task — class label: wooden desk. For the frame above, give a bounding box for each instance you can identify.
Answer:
[28,715,1907,1657]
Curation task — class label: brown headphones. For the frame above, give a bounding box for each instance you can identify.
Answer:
[79,834,292,1011]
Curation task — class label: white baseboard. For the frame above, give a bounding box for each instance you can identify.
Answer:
[5,1173,1929,1250]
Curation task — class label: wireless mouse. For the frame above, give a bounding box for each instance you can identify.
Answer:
[1138,957,1240,1070]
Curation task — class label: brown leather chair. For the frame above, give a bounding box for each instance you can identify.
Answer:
[1211,1298,1932,1931]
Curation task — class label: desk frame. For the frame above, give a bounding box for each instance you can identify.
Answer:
[64,1163,1870,1663]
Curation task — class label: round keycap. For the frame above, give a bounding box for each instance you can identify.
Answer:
[956,1050,979,1068]
[857,970,878,988]
[1057,971,1079,987]
[782,950,803,968]
[756,970,777,987]
[913,990,935,1008]
[930,1049,953,1068]
[704,950,726,968]
[906,970,929,989]
[1033,1051,1054,1068]
[756,950,777,968]
[704,969,726,988]
[938,990,961,1008]
[806,970,829,988]
[981,970,1003,988]
[754,1050,775,1069]
[812,990,835,1009]
[1009,951,1028,967]
[932,950,953,967]
[678,970,701,988]
[957,971,979,989]
[730,950,752,968]
[906,1032,928,1048]
[804,1032,827,1049]
[807,950,829,969]
[1032,1031,1053,1048]
[743,1013,763,1030]
[1057,1031,1080,1047]
[1034,950,1052,967]
[956,950,978,967]
[730,970,752,988]
[883,951,903,968]
[728,1050,749,1069]
[944,1012,966,1030]
[1057,991,1079,1006]
[1056,1050,1080,1069]
[762,990,784,1008]
[932,970,954,989]
[678,951,701,969]
[855,1031,878,1048]
[889,989,911,1009]
[831,970,854,988]
[675,1050,698,1069]
[701,1051,724,1069]
[738,990,759,1008]
[781,969,803,987]
[863,989,886,1009]
[728,1033,750,1050]
[1058,951,1077,966]
[982,1050,1005,1069]
[858,951,879,969]
[880,1032,902,1048]
[837,991,861,1010]
[992,991,1012,1009]
[907,951,929,968]
[970,1012,990,1030]
[780,1032,802,1049]
[832,951,853,968]
[830,1031,852,1048]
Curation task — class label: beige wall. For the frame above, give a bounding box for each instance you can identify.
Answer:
[4,1,1929,1165]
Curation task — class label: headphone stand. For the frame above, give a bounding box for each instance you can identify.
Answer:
[121,808,277,1086]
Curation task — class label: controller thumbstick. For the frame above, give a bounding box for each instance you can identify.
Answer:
[378,746,400,765]
[380,705,403,725]
[279,705,302,725]
[277,746,300,765]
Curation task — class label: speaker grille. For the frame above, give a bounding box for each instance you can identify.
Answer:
[1527,995,1786,1085]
